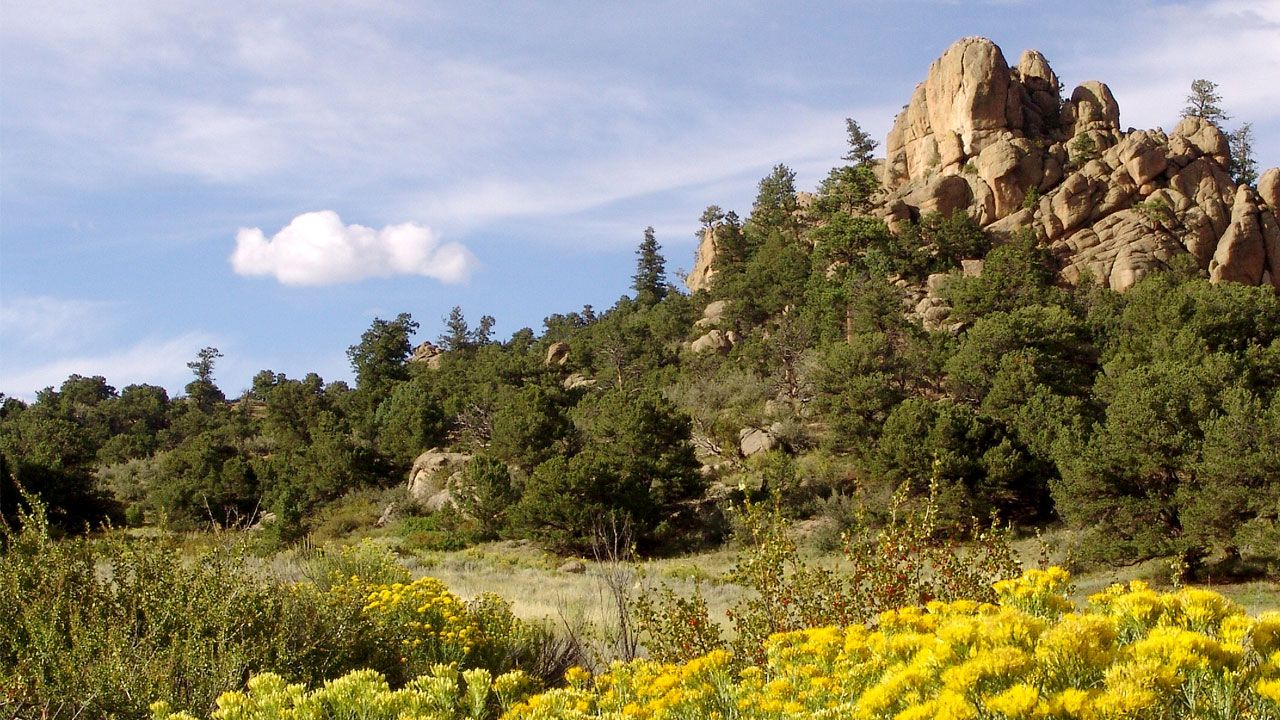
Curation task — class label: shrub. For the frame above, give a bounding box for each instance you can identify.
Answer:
[509,568,1280,720]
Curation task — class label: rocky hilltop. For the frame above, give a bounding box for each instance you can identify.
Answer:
[689,36,1280,294]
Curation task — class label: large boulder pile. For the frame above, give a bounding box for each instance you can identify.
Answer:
[684,37,1279,297]
[878,36,1280,293]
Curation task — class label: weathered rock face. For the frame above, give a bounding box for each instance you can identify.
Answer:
[885,37,1024,189]
[686,226,721,293]
[408,449,471,508]
[687,36,1279,303]
[1210,187,1269,285]
[1260,169,1280,212]
[870,36,1280,296]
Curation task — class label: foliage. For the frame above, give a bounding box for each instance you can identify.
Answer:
[943,231,1065,323]
[1231,122,1259,187]
[636,484,1021,666]
[842,117,878,167]
[348,312,419,416]
[452,455,521,541]
[151,667,539,720]
[1182,78,1230,124]
[509,568,1280,720]
[631,226,668,307]
[1068,133,1099,169]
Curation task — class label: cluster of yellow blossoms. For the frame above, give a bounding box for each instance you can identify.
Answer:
[151,568,1280,720]
[510,567,1280,719]
[151,665,538,720]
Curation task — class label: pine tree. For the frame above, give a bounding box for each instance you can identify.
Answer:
[632,226,668,306]
[440,306,470,351]
[843,118,878,167]
[1229,122,1258,187]
[1181,79,1230,124]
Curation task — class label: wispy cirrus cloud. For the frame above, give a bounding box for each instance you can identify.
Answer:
[0,295,118,352]
[231,210,477,286]
[0,332,220,400]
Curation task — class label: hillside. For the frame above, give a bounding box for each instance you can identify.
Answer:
[3,36,1279,576]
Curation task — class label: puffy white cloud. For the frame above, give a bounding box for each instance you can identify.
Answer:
[230,210,477,286]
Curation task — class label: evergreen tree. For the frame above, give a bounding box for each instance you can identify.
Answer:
[746,164,799,244]
[1181,79,1230,124]
[440,306,470,351]
[632,226,668,306]
[347,313,418,400]
[185,347,225,413]
[1229,122,1258,187]
[843,118,878,167]
[472,315,496,346]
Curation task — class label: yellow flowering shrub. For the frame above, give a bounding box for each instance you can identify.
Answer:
[342,575,535,678]
[150,665,539,720]
[508,568,1280,720]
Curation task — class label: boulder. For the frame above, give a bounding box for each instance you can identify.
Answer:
[409,341,444,369]
[1259,168,1280,214]
[563,373,596,390]
[408,449,471,505]
[1210,187,1268,285]
[902,174,974,218]
[695,299,730,329]
[544,341,570,366]
[976,136,1044,219]
[738,427,780,458]
[690,329,734,355]
[926,272,952,295]
[1115,131,1168,187]
[1047,171,1102,239]
[1065,81,1120,136]
[1169,117,1230,168]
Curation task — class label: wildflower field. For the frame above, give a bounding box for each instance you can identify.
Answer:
[150,567,1280,720]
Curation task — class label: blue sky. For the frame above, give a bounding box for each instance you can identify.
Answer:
[2,0,1278,400]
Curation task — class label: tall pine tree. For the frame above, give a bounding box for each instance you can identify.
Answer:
[632,226,668,306]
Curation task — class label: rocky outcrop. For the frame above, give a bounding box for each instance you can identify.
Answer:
[409,341,444,369]
[1210,187,1269,285]
[1260,168,1280,214]
[408,449,471,509]
[870,36,1280,295]
[544,341,570,367]
[686,36,1278,305]
[687,225,722,293]
[696,300,730,329]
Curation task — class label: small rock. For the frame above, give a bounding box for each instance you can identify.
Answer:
[558,560,587,574]
[739,427,780,457]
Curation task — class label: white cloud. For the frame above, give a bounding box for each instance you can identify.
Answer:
[0,332,217,401]
[0,295,117,352]
[230,210,477,286]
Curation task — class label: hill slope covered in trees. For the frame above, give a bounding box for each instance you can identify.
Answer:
[3,37,1279,576]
